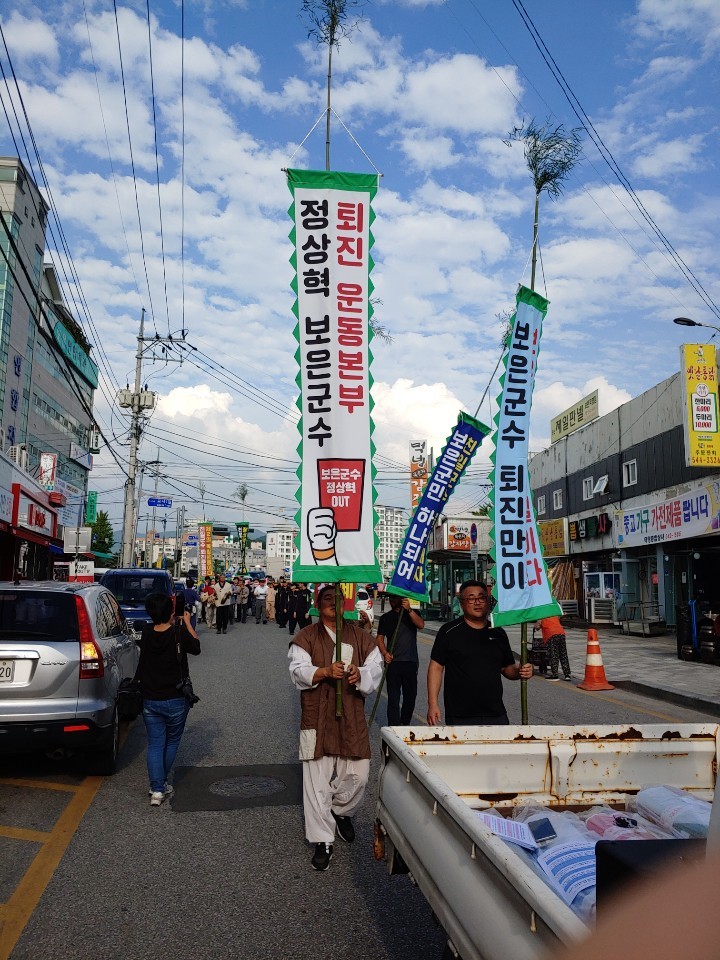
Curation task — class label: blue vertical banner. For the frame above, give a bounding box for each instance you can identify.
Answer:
[388,412,489,602]
[490,285,561,626]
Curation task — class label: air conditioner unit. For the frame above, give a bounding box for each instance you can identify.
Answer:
[7,444,28,470]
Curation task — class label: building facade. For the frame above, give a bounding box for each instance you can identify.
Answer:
[0,158,98,575]
[375,504,407,581]
[530,370,720,630]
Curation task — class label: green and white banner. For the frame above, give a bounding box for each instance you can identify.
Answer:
[490,285,561,626]
[287,169,382,583]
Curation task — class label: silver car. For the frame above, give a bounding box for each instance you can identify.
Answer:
[0,581,139,774]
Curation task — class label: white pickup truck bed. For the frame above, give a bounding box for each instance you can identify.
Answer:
[375,723,719,960]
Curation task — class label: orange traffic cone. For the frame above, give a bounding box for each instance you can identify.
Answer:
[577,629,614,691]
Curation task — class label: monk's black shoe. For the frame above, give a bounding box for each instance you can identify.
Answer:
[331,810,355,843]
[311,842,333,871]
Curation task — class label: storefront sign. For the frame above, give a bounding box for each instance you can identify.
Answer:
[491,286,561,626]
[551,390,599,443]
[681,343,720,467]
[538,518,569,557]
[53,478,83,528]
[409,439,429,510]
[569,512,612,542]
[389,413,488,601]
[38,453,57,491]
[12,484,57,538]
[69,560,94,583]
[287,168,381,584]
[615,482,720,547]
[53,319,99,387]
[446,520,472,551]
[85,491,97,525]
[69,443,93,471]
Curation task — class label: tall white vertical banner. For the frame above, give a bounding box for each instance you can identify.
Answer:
[491,286,561,626]
[287,169,382,583]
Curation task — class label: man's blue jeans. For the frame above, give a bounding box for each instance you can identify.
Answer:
[142,697,190,792]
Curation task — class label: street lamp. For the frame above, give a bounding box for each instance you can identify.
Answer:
[673,317,720,335]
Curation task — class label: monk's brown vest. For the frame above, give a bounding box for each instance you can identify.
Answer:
[293,621,377,760]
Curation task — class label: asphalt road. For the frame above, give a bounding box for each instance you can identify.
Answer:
[2,612,714,960]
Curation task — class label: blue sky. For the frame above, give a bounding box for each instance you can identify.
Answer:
[1,0,719,533]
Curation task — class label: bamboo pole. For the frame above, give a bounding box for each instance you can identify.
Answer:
[368,607,404,726]
[335,581,343,718]
[519,192,540,726]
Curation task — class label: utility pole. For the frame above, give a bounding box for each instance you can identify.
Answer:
[118,313,185,567]
[119,310,159,566]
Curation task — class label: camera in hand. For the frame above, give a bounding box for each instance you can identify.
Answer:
[176,678,200,707]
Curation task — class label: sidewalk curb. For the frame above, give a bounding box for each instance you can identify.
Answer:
[611,680,720,718]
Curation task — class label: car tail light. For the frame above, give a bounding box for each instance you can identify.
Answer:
[75,595,104,679]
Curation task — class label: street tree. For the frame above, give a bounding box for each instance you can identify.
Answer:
[90,510,114,555]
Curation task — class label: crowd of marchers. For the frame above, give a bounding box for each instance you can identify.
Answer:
[179,575,313,635]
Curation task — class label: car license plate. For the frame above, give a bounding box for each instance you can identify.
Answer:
[0,660,15,682]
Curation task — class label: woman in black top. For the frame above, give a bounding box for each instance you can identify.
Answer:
[137,593,200,805]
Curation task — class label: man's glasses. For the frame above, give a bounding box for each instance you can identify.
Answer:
[461,595,488,604]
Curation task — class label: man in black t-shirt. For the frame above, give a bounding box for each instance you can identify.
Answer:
[376,595,425,725]
[427,580,532,725]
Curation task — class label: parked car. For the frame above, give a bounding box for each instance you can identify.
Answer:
[355,587,375,624]
[100,568,174,631]
[0,581,139,773]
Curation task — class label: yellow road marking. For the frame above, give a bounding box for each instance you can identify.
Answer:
[0,826,51,843]
[0,775,104,960]
[0,778,79,793]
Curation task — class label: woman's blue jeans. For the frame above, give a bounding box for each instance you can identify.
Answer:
[142,697,190,792]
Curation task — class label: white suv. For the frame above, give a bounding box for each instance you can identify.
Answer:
[0,581,139,773]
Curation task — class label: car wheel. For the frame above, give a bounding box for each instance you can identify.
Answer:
[92,707,119,776]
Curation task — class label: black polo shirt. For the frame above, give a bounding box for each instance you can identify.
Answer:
[430,618,514,720]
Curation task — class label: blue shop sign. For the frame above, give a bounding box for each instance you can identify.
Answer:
[52,320,99,388]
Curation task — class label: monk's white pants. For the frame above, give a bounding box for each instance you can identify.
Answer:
[302,755,370,843]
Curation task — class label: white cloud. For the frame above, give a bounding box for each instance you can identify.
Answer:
[157,384,232,416]
[635,0,720,50]
[1,11,59,66]
[631,134,705,178]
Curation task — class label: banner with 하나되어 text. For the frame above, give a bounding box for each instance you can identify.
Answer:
[388,412,489,602]
[287,169,382,584]
[490,286,561,626]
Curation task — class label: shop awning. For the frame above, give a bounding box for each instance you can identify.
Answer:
[91,550,115,560]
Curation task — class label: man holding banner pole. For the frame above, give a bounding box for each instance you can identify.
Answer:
[369,594,424,726]
[288,584,382,871]
[427,580,532,726]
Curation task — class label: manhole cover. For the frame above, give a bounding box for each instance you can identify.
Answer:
[209,775,287,798]
[171,764,303,812]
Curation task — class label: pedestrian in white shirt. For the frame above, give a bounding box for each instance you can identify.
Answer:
[254,579,269,624]
[214,575,233,634]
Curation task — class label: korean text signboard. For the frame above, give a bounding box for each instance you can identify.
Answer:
[287,168,382,584]
[388,412,488,602]
[198,522,213,579]
[38,453,57,492]
[409,440,429,509]
[681,344,720,467]
[615,482,720,547]
[490,286,561,626]
[550,390,599,443]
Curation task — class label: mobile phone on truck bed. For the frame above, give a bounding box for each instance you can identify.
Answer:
[529,817,557,844]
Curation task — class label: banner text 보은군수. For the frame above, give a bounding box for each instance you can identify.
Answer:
[287,169,382,584]
[490,286,561,626]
